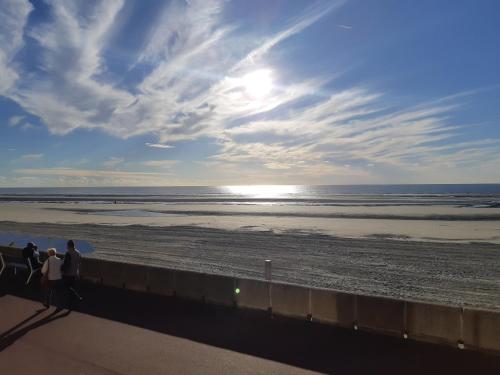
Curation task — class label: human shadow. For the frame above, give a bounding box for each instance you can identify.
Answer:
[0,308,47,338]
[0,308,71,352]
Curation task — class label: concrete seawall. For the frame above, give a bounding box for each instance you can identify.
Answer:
[1,246,499,354]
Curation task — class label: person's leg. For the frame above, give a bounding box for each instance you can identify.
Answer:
[70,277,82,301]
[65,276,82,308]
[44,281,54,307]
[58,279,66,308]
[64,276,73,307]
[51,280,63,307]
[41,284,48,308]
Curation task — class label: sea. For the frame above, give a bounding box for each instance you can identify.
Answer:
[0,184,500,207]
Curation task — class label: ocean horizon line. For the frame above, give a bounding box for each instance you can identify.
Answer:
[2,182,500,189]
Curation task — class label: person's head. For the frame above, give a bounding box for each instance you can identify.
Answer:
[47,248,57,257]
[67,240,75,250]
[27,242,35,249]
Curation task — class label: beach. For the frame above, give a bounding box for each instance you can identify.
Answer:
[1,185,499,310]
[2,201,500,243]
[1,202,500,310]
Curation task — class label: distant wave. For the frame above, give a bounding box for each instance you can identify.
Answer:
[2,196,500,208]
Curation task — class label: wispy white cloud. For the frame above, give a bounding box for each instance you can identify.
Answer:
[7,115,38,131]
[20,153,43,161]
[337,24,352,30]
[137,0,225,65]
[145,143,174,149]
[139,160,178,168]
[213,90,500,178]
[8,115,25,127]
[0,0,33,94]
[15,167,154,178]
[12,167,178,186]
[9,0,132,135]
[2,0,342,141]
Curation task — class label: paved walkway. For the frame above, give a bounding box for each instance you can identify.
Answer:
[1,274,500,374]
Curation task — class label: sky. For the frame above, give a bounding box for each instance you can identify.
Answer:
[1,0,500,187]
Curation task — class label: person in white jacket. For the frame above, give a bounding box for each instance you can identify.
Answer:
[41,248,63,308]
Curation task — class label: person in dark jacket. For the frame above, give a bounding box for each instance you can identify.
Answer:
[22,242,42,270]
[62,240,83,307]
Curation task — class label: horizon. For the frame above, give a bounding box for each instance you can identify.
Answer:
[2,182,500,189]
[1,0,500,187]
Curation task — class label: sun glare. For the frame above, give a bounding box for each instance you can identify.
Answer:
[225,185,298,198]
[241,69,273,99]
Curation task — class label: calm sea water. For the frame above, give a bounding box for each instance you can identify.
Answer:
[1,185,500,206]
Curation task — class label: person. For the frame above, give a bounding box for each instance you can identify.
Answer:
[22,242,42,270]
[62,240,83,306]
[41,248,63,308]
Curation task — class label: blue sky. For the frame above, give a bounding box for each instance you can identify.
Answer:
[1,0,500,187]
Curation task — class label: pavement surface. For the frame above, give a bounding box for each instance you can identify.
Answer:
[1,271,500,374]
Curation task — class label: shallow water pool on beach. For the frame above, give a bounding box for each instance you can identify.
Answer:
[91,209,181,217]
[0,232,94,254]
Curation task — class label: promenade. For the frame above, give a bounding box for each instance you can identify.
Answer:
[1,273,500,374]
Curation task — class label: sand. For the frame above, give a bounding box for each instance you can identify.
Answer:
[2,202,500,243]
[1,220,499,310]
[1,202,499,309]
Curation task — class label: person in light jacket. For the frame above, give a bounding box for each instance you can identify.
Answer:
[41,248,63,308]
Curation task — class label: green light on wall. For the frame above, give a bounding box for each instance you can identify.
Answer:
[235,288,240,294]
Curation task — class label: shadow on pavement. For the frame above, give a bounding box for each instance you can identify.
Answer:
[0,308,47,338]
[0,307,71,352]
[1,270,500,374]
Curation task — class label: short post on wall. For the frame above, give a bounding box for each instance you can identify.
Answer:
[264,260,272,281]
[307,288,313,322]
[353,294,359,331]
[265,260,272,315]
[458,306,465,350]
[402,300,409,339]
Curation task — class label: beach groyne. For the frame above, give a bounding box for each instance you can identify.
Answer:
[1,245,499,355]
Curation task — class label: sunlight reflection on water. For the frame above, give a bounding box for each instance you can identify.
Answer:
[223,185,301,198]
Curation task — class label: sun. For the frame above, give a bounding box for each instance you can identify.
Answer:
[241,69,273,99]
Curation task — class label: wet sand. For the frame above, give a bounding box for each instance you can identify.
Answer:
[1,221,499,310]
[2,202,500,243]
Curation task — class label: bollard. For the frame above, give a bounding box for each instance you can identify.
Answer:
[264,260,272,280]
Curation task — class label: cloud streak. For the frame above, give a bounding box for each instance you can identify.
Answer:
[20,153,44,161]
[139,160,178,168]
[13,167,176,186]
[15,167,158,178]
[145,143,174,149]
[0,0,33,94]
